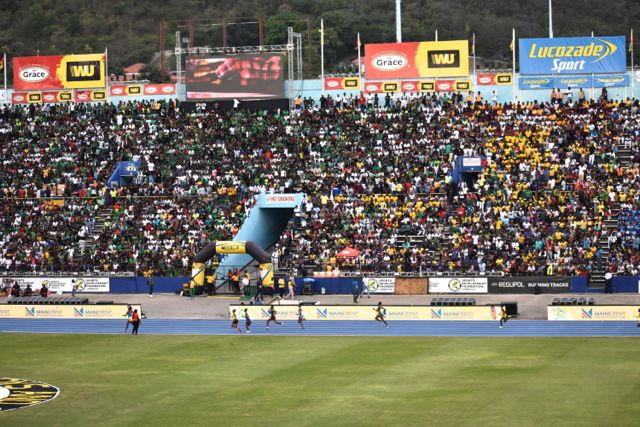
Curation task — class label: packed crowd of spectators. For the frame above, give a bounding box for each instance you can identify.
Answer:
[0,92,639,277]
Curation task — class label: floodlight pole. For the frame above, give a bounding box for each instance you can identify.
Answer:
[548,0,553,38]
[396,0,402,42]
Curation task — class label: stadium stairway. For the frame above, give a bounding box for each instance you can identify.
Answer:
[590,202,620,289]
[73,207,113,268]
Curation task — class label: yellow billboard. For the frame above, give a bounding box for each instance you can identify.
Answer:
[417,40,469,77]
[58,53,106,89]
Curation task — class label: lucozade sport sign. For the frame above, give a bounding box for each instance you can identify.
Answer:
[13,53,106,90]
[519,37,626,74]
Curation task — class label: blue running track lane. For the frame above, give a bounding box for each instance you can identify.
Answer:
[1,319,639,337]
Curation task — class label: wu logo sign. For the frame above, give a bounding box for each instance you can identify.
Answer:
[66,61,101,81]
[428,50,460,68]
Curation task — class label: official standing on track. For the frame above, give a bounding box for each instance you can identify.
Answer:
[130,309,141,335]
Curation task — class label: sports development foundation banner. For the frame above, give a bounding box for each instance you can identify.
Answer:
[229,305,498,321]
[13,277,109,293]
[428,277,488,294]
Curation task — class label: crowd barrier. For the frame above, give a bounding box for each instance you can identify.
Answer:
[4,275,638,295]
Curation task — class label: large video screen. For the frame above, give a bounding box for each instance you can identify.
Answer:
[186,54,284,100]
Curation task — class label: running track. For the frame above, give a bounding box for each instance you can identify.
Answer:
[1,319,639,336]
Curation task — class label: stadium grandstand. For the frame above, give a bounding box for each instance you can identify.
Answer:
[0,95,638,282]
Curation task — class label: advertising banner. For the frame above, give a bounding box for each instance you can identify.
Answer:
[365,40,469,79]
[0,304,140,319]
[126,85,142,96]
[477,73,513,85]
[26,92,42,103]
[12,92,26,103]
[143,83,176,96]
[520,74,630,90]
[400,80,421,92]
[519,77,555,90]
[363,278,395,294]
[488,277,570,294]
[454,80,471,91]
[42,92,59,103]
[13,277,109,293]
[428,277,488,294]
[548,306,640,321]
[230,305,496,321]
[323,77,360,91]
[556,75,591,88]
[74,90,92,102]
[435,80,456,92]
[13,53,106,90]
[363,81,402,93]
[186,54,284,100]
[519,36,626,74]
[592,74,630,88]
[110,85,127,96]
[364,81,383,93]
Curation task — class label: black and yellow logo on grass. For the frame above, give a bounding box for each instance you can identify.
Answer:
[0,378,59,412]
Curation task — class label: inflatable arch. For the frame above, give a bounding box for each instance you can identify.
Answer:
[191,241,274,288]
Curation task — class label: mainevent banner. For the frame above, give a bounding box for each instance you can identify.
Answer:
[548,306,640,321]
[13,53,106,90]
[0,304,140,319]
[519,36,626,74]
[230,305,498,321]
[488,277,570,294]
[365,40,469,79]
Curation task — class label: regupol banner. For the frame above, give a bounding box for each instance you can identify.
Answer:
[519,36,626,74]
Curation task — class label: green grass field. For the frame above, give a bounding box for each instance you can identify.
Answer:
[2,334,640,426]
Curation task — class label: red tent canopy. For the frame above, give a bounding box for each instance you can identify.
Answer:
[336,246,361,258]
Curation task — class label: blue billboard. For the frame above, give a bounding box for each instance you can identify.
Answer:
[519,36,626,74]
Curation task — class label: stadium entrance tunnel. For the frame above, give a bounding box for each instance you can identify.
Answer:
[192,193,305,287]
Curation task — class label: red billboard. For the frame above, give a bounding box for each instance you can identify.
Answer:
[13,53,106,91]
[186,54,284,100]
[365,40,469,80]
